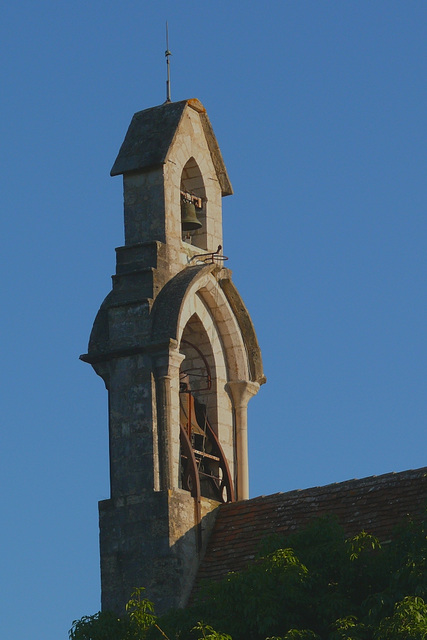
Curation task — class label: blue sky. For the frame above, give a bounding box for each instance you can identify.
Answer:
[1,2,426,638]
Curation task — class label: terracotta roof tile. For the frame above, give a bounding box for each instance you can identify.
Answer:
[194,467,427,596]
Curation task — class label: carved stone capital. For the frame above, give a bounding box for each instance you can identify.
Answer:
[225,380,260,409]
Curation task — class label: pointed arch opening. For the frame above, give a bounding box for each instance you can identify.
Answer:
[180,157,208,250]
[179,313,234,503]
[150,266,264,501]
[180,315,217,425]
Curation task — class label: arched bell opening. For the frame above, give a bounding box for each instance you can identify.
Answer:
[180,157,207,249]
[180,314,217,427]
[179,314,234,503]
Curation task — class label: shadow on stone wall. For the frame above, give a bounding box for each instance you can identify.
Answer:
[99,490,220,615]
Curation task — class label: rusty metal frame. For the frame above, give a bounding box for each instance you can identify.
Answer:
[190,245,229,265]
[179,392,234,504]
[180,338,212,392]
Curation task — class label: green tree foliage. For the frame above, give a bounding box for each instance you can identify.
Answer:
[69,588,230,640]
[192,621,232,640]
[69,610,132,640]
[69,588,165,640]
[70,514,427,640]
[375,596,427,640]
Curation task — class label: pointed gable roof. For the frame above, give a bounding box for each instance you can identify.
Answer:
[110,98,233,196]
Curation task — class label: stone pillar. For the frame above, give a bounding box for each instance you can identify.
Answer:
[153,345,185,490]
[226,380,260,500]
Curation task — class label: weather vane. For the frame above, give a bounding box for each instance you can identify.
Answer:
[165,21,172,103]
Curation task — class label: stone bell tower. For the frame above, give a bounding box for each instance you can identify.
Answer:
[81,98,265,613]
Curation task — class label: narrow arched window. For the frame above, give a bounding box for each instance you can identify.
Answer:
[180,157,207,250]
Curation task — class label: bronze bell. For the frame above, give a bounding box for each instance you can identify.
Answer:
[181,199,202,231]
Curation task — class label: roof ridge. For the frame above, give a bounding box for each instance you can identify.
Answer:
[220,466,427,512]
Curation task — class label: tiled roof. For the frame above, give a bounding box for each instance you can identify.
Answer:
[195,467,427,591]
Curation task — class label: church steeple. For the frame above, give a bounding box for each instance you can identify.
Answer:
[110,98,231,257]
[81,98,265,613]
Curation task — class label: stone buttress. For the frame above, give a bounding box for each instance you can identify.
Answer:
[81,98,266,613]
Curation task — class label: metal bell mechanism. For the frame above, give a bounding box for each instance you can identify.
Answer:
[181,198,202,231]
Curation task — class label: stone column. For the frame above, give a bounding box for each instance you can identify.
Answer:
[153,345,185,491]
[226,380,260,501]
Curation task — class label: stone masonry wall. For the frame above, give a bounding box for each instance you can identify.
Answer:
[99,490,219,614]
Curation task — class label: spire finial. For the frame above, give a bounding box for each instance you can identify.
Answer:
[165,21,172,103]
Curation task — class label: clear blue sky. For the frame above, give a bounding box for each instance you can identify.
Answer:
[1,2,426,638]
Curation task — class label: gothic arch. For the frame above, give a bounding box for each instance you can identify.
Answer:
[180,157,207,249]
[151,264,259,385]
[177,284,248,384]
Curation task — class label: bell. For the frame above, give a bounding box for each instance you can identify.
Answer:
[181,200,202,231]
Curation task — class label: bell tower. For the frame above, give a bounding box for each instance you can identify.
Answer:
[81,98,265,613]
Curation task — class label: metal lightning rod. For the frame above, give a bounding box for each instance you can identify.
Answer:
[165,22,172,103]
